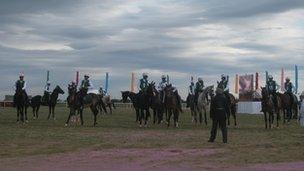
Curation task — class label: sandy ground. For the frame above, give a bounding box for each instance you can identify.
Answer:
[0,148,303,171]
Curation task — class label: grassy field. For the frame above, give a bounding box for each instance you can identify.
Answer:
[0,106,304,167]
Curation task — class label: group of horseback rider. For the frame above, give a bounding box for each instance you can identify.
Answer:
[13,72,296,110]
[265,75,296,111]
[138,73,183,112]
[67,74,108,106]
[187,74,229,107]
[13,73,108,106]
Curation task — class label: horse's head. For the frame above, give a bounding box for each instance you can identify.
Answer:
[164,84,174,97]
[68,84,76,95]
[121,91,130,103]
[261,87,269,99]
[54,85,65,94]
[146,82,156,96]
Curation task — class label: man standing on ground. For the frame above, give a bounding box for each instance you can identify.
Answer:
[208,88,229,143]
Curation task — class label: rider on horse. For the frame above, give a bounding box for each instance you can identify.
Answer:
[266,75,280,110]
[284,77,295,106]
[42,81,51,103]
[79,74,94,104]
[157,75,168,102]
[194,77,204,105]
[166,83,183,112]
[186,80,195,107]
[217,74,229,102]
[139,73,149,93]
[14,73,28,105]
[99,86,107,97]
[67,81,77,107]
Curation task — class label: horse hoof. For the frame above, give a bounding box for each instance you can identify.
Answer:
[139,125,142,128]
[25,120,29,123]
[53,118,56,121]
[65,123,68,127]
[176,123,179,128]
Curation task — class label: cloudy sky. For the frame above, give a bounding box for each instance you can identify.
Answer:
[1,0,304,100]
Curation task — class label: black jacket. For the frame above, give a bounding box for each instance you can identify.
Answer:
[210,94,230,120]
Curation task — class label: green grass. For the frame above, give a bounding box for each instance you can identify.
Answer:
[0,106,303,165]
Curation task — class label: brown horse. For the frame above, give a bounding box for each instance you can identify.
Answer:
[101,95,115,114]
[164,85,180,128]
[277,93,293,123]
[66,88,101,126]
[261,87,280,129]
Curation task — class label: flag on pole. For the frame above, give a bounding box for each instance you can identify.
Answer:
[131,73,135,92]
[295,65,298,94]
[167,75,170,84]
[235,74,239,94]
[46,70,50,82]
[281,68,284,91]
[255,72,259,90]
[76,71,79,86]
[105,72,109,93]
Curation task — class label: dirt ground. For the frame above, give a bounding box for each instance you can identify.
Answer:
[1,148,303,171]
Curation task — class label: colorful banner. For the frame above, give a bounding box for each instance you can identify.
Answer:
[46,70,50,82]
[281,68,284,91]
[255,72,259,90]
[239,74,254,95]
[76,71,79,86]
[295,65,298,93]
[131,72,135,92]
[105,72,109,93]
[235,74,239,94]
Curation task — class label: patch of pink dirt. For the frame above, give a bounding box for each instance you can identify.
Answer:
[1,148,303,171]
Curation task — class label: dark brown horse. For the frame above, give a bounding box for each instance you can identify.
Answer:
[277,93,293,123]
[14,85,28,123]
[65,88,101,126]
[30,85,64,120]
[261,87,279,129]
[164,85,180,128]
[121,91,140,122]
[148,82,164,124]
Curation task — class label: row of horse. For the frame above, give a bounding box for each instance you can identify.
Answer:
[121,84,238,128]
[14,85,115,126]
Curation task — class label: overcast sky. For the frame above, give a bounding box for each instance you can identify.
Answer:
[1,0,304,100]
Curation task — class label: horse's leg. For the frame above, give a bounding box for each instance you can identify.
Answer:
[16,107,19,122]
[232,106,237,126]
[47,105,51,120]
[199,110,203,124]
[32,107,36,119]
[90,106,98,126]
[153,110,156,124]
[109,105,112,114]
[52,105,55,120]
[227,111,231,126]
[204,108,208,125]
[36,105,40,118]
[269,113,272,129]
[263,112,267,129]
[65,109,73,126]
[167,109,172,127]
[80,108,84,125]
[25,106,28,122]
[277,110,280,128]
[139,109,144,127]
[145,109,149,127]
[174,109,179,128]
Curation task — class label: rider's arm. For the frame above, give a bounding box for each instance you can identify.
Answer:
[88,80,94,89]
[22,81,27,90]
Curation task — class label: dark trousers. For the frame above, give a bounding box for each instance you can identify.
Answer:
[209,118,227,143]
